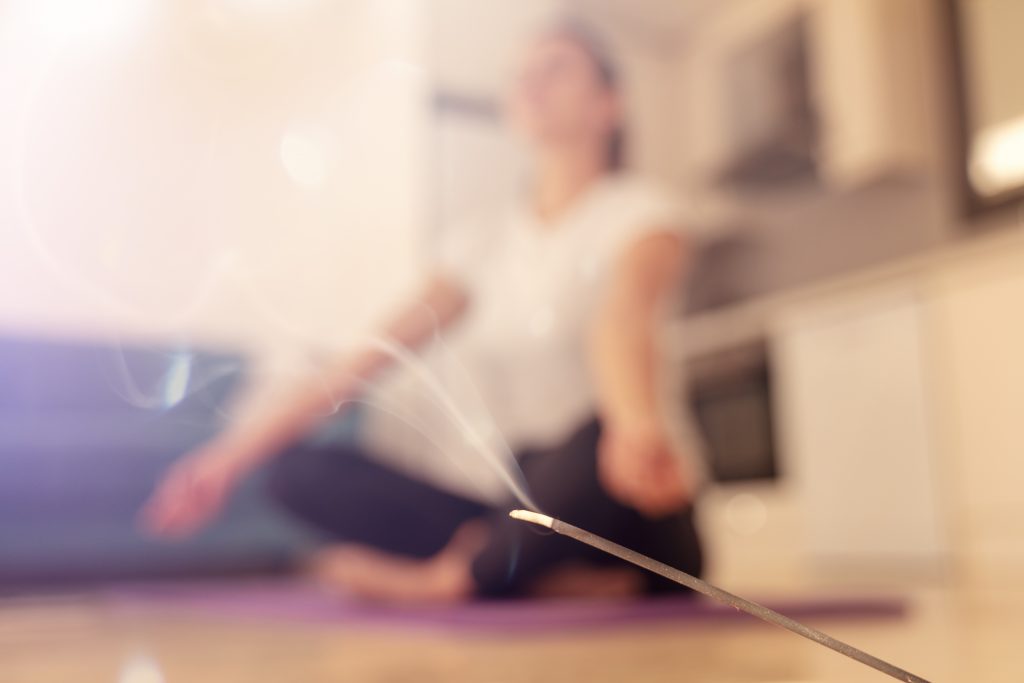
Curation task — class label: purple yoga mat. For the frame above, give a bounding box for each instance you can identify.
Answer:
[105,580,906,633]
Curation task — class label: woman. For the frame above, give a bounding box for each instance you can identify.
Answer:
[143,21,704,602]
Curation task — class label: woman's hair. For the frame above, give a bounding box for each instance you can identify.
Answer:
[543,18,627,172]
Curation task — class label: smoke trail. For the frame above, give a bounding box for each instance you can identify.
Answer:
[107,327,540,512]
[106,343,244,413]
[219,272,541,510]
[362,334,539,511]
[10,12,538,513]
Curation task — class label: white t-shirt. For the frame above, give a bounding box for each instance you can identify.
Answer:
[358,173,700,504]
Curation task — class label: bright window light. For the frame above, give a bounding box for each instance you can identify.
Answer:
[280,124,332,189]
[215,0,321,15]
[11,0,156,45]
[970,114,1024,197]
[118,654,165,683]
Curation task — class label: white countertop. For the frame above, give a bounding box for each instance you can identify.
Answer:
[668,224,1024,359]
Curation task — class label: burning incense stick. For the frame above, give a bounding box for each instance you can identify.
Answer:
[510,510,931,683]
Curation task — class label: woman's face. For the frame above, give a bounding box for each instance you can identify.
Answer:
[506,34,620,152]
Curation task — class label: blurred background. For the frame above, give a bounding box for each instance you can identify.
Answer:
[1,0,1023,681]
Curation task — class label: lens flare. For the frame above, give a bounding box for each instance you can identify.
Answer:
[280,124,332,189]
[108,347,240,412]
[117,654,165,683]
[161,353,194,409]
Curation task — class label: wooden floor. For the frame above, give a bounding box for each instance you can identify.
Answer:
[0,584,1019,682]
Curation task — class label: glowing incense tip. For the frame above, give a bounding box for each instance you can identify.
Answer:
[509,509,554,528]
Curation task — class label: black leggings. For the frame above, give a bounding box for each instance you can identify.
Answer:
[267,420,703,598]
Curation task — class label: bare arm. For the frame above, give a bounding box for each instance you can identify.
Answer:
[589,230,694,516]
[142,273,468,536]
[218,273,469,468]
[590,230,686,427]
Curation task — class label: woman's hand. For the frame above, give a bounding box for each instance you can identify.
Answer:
[588,231,694,517]
[140,439,253,538]
[597,418,694,518]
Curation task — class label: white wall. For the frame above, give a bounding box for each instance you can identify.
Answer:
[425,0,693,263]
[428,0,689,191]
[429,0,561,96]
[426,0,561,234]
